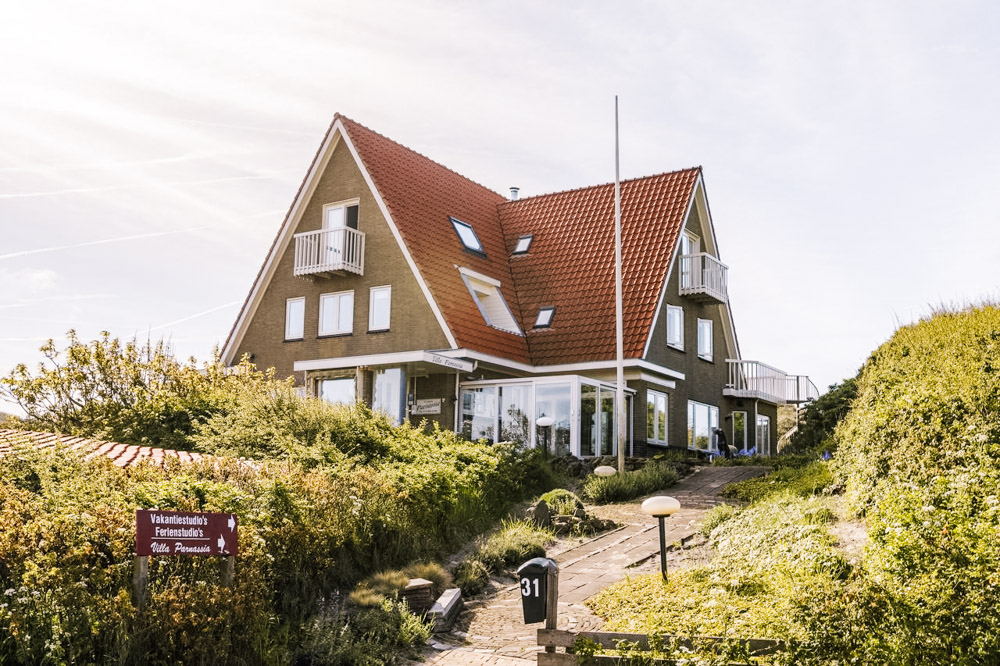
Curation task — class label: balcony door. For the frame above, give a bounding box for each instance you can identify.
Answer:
[679,232,699,289]
[323,201,359,266]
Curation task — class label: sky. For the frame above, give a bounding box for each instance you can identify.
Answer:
[1,0,999,414]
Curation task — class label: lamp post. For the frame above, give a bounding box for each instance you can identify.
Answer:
[640,496,681,582]
[535,416,555,456]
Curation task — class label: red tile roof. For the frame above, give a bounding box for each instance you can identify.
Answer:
[500,169,701,364]
[0,429,208,469]
[337,115,701,367]
[339,116,533,364]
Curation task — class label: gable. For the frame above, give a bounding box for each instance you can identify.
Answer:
[222,121,454,374]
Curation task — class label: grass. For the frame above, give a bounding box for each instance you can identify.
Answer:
[720,461,832,503]
[452,519,555,597]
[581,462,680,504]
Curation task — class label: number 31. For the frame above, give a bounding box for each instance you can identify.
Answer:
[521,577,540,597]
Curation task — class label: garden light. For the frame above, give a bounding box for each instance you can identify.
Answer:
[641,496,681,581]
[594,465,617,477]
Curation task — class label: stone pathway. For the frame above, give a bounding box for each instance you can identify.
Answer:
[418,465,771,665]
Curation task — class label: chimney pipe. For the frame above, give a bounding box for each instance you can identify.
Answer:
[509,186,520,201]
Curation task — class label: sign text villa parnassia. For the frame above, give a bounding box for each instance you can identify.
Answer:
[135,509,238,556]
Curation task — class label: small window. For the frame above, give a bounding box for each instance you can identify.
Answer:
[534,307,555,328]
[697,318,713,361]
[667,305,684,349]
[369,286,391,331]
[450,217,484,253]
[687,400,719,451]
[318,378,355,405]
[513,235,533,254]
[646,390,668,445]
[285,297,305,340]
[325,200,360,230]
[319,291,354,336]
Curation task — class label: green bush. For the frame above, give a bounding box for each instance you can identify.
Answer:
[452,559,490,597]
[784,377,858,455]
[538,488,584,515]
[720,461,832,504]
[698,503,738,538]
[403,562,452,598]
[581,462,679,504]
[295,599,430,665]
[476,519,554,572]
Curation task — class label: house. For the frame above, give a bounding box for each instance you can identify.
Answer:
[221,114,817,457]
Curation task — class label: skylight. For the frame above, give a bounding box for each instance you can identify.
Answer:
[534,307,555,328]
[512,235,533,254]
[450,217,484,253]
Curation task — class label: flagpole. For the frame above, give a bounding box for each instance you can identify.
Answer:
[614,96,626,474]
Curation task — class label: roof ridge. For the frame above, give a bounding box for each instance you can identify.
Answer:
[336,113,506,203]
[498,166,702,206]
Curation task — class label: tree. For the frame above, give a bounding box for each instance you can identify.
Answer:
[0,330,282,450]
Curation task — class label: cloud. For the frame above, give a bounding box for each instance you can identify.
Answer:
[0,228,209,260]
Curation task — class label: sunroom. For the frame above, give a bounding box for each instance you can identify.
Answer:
[458,376,635,457]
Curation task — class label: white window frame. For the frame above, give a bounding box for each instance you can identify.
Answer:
[318,290,354,336]
[697,318,713,361]
[459,267,523,335]
[323,198,360,229]
[284,297,305,341]
[687,400,719,451]
[369,286,391,331]
[756,414,772,455]
[646,389,668,446]
[666,305,684,350]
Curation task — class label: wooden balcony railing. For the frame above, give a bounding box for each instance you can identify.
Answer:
[679,253,727,303]
[293,227,365,277]
[724,360,819,405]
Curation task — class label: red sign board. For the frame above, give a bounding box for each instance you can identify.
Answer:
[135,510,238,556]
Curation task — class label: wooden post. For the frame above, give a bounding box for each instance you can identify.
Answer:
[133,555,149,608]
[545,565,559,653]
[221,556,235,587]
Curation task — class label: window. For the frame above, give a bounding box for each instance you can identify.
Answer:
[373,367,405,424]
[697,318,713,361]
[450,217,484,253]
[319,291,353,336]
[285,297,305,340]
[459,267,522,335]
[646,390,668,445]
[687,400,719,451]
[667,305,683,349]
[534,307,555,328]
[756,415,771,455]
[733,411,747,451]
[369,286,391,331]
[318,378,355,405]
[324,201,359,230]
[513,235,533,254]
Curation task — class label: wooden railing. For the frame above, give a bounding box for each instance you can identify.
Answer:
[293,227,365,277]
[725,360,819,405]
[537,628,786,664]
[679,253,727,303]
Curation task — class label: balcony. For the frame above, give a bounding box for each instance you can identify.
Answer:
[293,227,365,277]
[679,253,728,304]
[724,360,819,405]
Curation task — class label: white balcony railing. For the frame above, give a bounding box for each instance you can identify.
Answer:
[293,227,365,277]
[724,360,819,405]
[679,253,728,303]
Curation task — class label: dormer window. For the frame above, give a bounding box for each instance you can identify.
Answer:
[450,217,484,253]
[512,235,533,254]
[534,307,555,328]
[459,267,522,335]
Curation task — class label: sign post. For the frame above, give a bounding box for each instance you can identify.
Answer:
[134,509,239,607]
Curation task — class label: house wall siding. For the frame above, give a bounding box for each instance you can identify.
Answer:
[234,136,451,382]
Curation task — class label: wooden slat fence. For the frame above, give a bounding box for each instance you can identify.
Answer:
[537,628,786,665]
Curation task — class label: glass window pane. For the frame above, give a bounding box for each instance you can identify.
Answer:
[687,401,694,448]
[370,287,391,330]
[373,368,404,425]
[599,387,615,456]
[499,384,532,447]
[695,403,710,450]
[285,298,304,340]
[319,378,355,405]
[461,387,497,442]
[646,393,656,440]
[451,218,483,251]
[733,411,747,450]
[581,384,597,457]
[535,383,571,456]
[657,394,667,441]
[339,292,353,331]
[667,307,683,347]
[698,319,713,360]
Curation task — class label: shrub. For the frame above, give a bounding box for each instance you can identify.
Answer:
[295,599,430,665]
[784,377,859,455]
[698,503,738,538]
[476,519,554,572]
[720,461,831,504]
[403,562,452,598]
[538,488,584,515]
[581,462,679,504]
[452,559,490,597]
